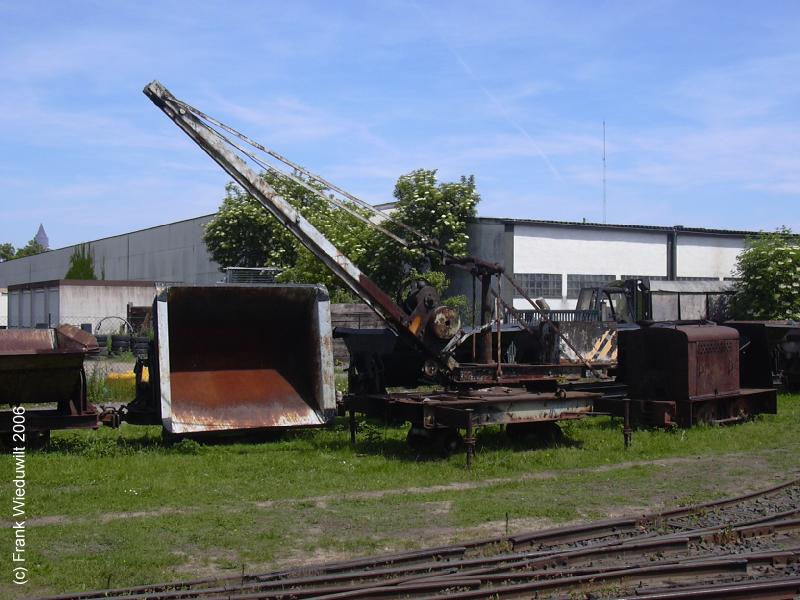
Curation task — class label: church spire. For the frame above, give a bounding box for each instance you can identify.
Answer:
[34,223,49,250]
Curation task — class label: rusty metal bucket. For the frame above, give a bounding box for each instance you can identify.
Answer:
[154,285,336,435]
[0,325,99,434]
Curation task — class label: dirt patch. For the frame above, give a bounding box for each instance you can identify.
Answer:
[13,449,798,529]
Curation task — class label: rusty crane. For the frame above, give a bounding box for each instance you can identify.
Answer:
[144,81,601,462]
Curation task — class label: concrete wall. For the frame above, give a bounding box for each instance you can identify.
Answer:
[676,233,743,279]
[0,215,221,288]
[0,288,7,327]
[60,284,158,331]
[8,282,157,329]
[511,224,668,309]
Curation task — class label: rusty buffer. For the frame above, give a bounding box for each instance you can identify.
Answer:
[150,285,337,435]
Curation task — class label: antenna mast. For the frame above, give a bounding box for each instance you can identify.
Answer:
[602,120,607,224]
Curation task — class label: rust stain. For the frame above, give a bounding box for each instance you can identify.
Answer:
[0,329,54,354]
[170,368,321,429]
[409,315,423,335]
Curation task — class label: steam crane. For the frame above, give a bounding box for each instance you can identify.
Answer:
[144,81,598,463]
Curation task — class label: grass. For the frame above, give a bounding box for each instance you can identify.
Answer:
[1,394,798,597]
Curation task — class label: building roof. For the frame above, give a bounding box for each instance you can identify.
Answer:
[0,213,217,263]
[477,216,768,237]
[8,280,159,291]
[372,203,772,236]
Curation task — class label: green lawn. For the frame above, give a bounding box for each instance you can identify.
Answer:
[2,395,799,597]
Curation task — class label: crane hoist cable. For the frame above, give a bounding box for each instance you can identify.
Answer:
[201,123,414,248]
[174,98,437,248]
[176,94,556,344]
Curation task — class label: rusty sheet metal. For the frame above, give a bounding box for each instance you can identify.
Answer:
[619,324,740,404]
[386,389,595,427]
[0,325,98,432]
[0,328,55,353]
[0,327,88,405]
[155,285,336,435]
[55,324,98,352]
[169,369,325,430]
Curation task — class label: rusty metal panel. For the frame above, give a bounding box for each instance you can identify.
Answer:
[619,324,740,404]
[0,325,98,432]
[0,328,55,353]
[155,285,336,434]
[687,328,738,399]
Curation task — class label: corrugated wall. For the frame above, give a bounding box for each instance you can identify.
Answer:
[0,215,221,288]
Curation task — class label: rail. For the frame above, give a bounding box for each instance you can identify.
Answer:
[46,477,800,600]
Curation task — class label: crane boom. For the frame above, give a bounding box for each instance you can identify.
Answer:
[143,80,446,362]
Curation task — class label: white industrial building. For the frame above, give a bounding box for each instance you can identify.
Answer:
[6,280,158,330]
[501,220,743,309]
[0,213,754,324]
[0,288,7,327]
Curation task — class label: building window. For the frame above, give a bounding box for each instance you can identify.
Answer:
[566,274,616,298]
[513,273,562,298]
[621,275,668,281]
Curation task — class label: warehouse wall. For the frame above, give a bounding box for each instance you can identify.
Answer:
[1,213,752,318]
[60,284,158,330]
[0,215,221,288]
[511,224,669,309]
[446,221,515,311]
[8,285,59,328]
[676,233,743,279]
[8,282,158,329]
[0,288,7,327]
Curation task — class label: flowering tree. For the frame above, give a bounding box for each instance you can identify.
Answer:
[363,169,479,298]
[732,227,800,320]
[203,172,374,301]
[203,168,480,304]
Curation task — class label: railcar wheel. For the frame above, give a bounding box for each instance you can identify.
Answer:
[693,402,718,425]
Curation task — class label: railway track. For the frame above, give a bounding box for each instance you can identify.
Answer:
[44,478,800,600]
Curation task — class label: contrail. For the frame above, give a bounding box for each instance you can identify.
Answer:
[412,2,562,181]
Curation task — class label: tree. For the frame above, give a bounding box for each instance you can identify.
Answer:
[14,239,46,259]
[203,180,296,270]
[363,169,479,298]
[203,171,374,301]
[732,226,800,320]
[0,243,14,262]
[65,243,98,279]
[202,168,479,304]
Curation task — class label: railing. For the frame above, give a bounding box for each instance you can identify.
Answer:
[506,309,601,325]
[224,267,282,284]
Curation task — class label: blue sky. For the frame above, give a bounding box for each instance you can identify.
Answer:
[1,0,799,249]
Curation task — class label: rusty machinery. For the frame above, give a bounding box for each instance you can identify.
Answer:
[144,81,604,461]
[0,325,99,444]
[142,81,787,460]
[609,323,777,427]
[121,284,338,436]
